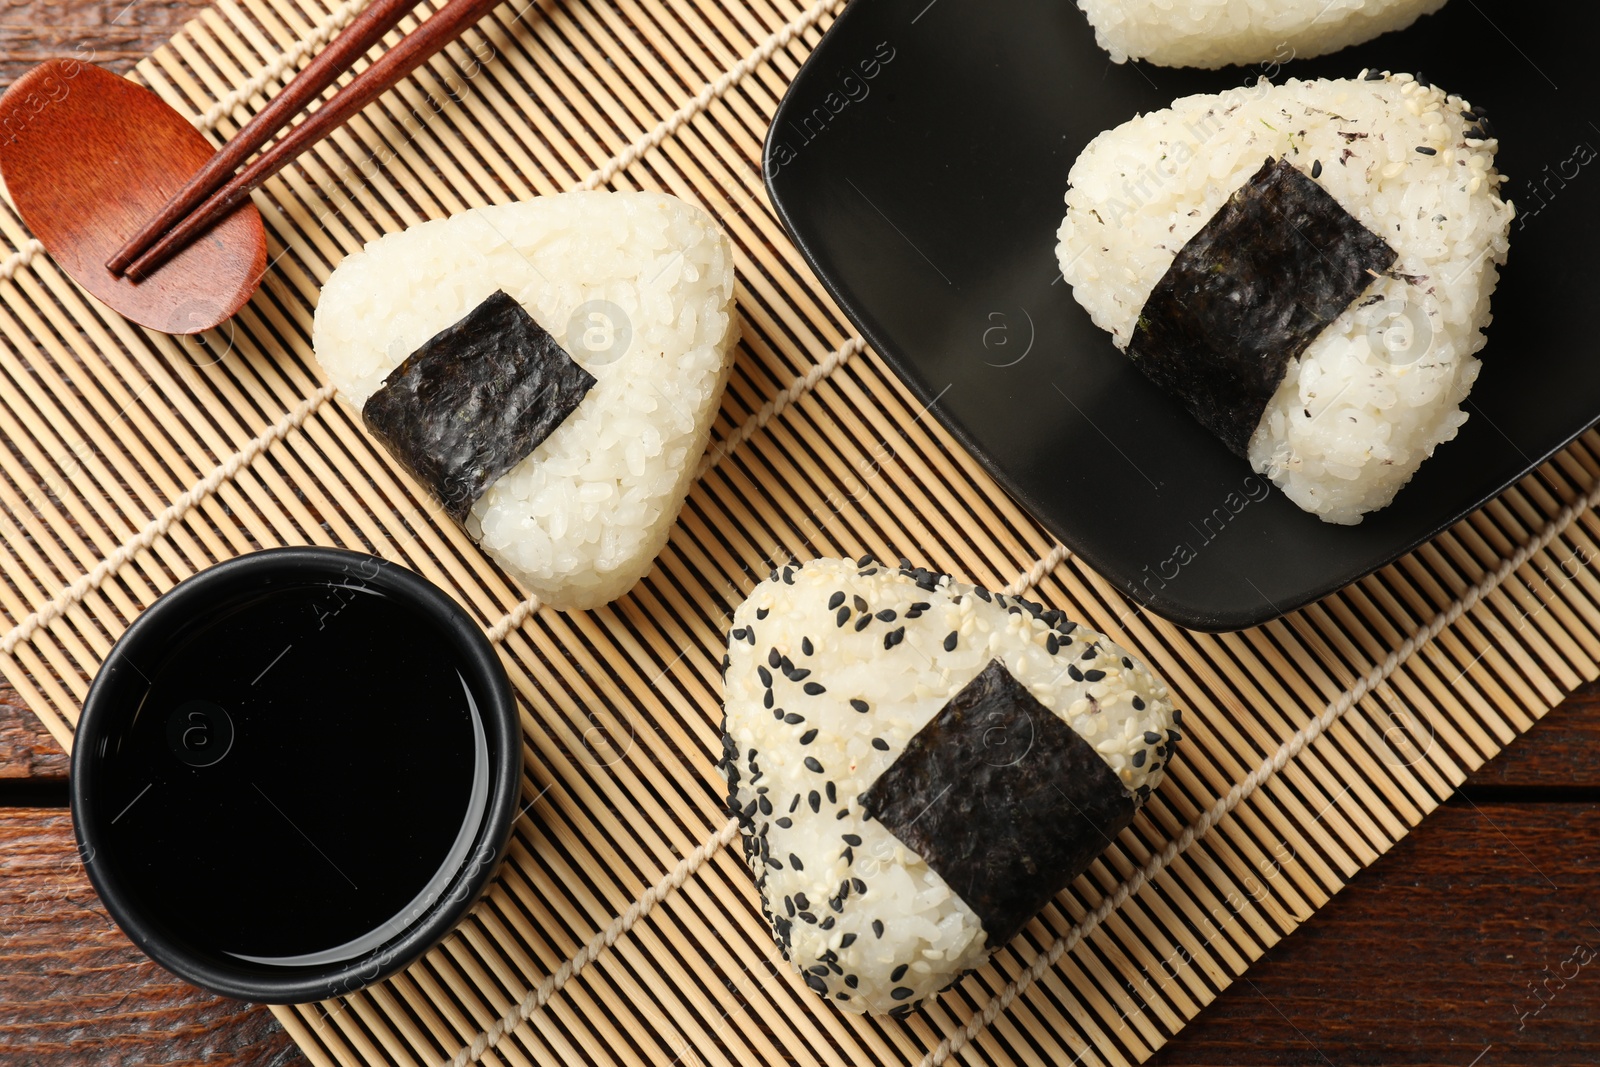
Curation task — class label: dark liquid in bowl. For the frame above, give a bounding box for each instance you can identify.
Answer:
[91,570,486,964]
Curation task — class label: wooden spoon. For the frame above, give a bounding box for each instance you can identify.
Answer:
[0,60,266,336]
[0,0,500,336]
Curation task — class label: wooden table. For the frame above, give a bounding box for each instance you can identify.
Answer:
[0,6,1595,1065]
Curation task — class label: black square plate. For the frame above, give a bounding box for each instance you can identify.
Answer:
[765,0,1598,631]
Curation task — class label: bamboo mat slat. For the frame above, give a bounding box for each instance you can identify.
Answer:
[0,1,1595,1065]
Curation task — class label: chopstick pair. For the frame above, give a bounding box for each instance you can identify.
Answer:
[110,0,501,279]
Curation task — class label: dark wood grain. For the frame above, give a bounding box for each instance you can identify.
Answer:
[1148,799,1600,1067]
[0,808,311,1067]
[0,1,212,89]
[0,687,67,780]
[1149,685,1600,1067]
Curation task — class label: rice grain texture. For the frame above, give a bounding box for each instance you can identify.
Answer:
[1076,0,1450,69]
[1056,73,1513,523]
[314,191,737,609]
[720,558,1179,1014]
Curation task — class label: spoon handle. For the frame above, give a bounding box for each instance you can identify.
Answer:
[106,0,441,276]
[115,0,505,279]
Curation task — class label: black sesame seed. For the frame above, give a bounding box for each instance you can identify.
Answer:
[805,756,823,774]
[840,932,857,948]
[773,709,784,721]
[836,607,850,627]
[1365,69,1385,80]
[851,877,866,894]
[767,648,781,669]
[857,554,875,567]
[1133,696,1146,711]
[944,631,959,652]
[821,917,837,931]
[872,920,885,938]
[809,790,822,812]
[1311,160,1323,178]
[767,856,783,869]
[891,987,914,1001]
[1133,750,1147,768]
[1122,656,1133,669]
[890,963,908,982]
[1083,669,1106,682]
[826,781,837,804]
[801,637,814,657]
[850,698,870,713]
[883,627,905,650]
[731,627,747,641]
[789,795,800,813]
[1067,664,1084,682]
[842,846,853,865]
[784,712,804,725]
[790,853,804,870]
[871,737,890,751]
[759,795,773,815]
[1144,731,1162,745]
[853,595,869,612]
[829,591,846,610]
[805,973,827,994]
[1416,145,1437,155]
[776,817,792,828]
[746,629,756,646]
[1081,646,1097,661]
[1174,707,1183,722]
[837,809,850,820]
[795,892,809,909]
[800,911,817,924]
[845,974,860,988]
[974,587,991,603]
[764,689,775,710]
[789,668,812,682]
[1046,634,1059,655]
[804,682,826,696]
[842,833,862,846]
[875,609,897,623]
[721,653,730,677]
[758,666,773,688]
[854,615,872,632]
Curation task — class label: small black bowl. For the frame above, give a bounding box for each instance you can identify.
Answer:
[72,547,520,1003]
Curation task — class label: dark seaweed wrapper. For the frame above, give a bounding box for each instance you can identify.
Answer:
[858,659,1137,949]
[1128,157,1398,457]
[361,290,596,522]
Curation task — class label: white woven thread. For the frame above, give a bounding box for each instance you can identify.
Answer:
[441,542,1074,1067]
[0,240,42,283]
[0,385,337,658]
[577,0,844,192]
[194,0,372,129]
[920,476,1600,1067]
[442,816,744,1067]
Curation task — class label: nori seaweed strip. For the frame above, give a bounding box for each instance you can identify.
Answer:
[362,290,596,522]
[858,659,1136,949]
[1127,157,1398,457]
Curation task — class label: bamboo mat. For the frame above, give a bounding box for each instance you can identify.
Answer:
[1,0,1598,1064]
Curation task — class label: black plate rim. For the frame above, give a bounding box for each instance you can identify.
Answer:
[763,0,1598,632]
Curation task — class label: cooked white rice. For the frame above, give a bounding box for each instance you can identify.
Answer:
[314,191,737,609]
[720,557,1178,1015]
[1056,73,1513,523]
[1076,0,1450,69]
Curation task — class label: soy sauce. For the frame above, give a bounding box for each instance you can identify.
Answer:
[92,568,487,965]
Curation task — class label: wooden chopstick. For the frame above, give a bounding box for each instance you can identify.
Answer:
[115,0,503,279]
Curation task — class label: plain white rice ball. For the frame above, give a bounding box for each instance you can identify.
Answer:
[1056,73,1513,523]
[1077,0,1450,69]
[314,191,737,608]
